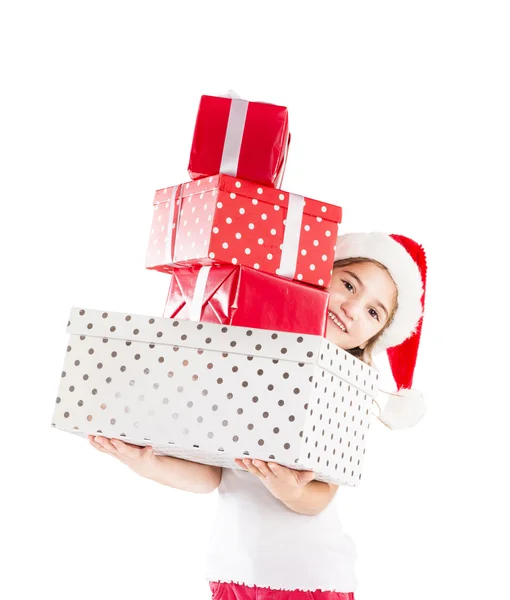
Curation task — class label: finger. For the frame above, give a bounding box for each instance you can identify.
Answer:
[95,436,119,453]
[93,435,110,446]
[109,439,140,456]
[243,459,265,478]
[267,462,287,478]
[298,471,316,485]
[110,439,152,460]
[115,440,145,451]
[89,437,119,456]
[89,439,109,454]
[234,459,248,470]
[88,434,106,447]
[252,460,273,477]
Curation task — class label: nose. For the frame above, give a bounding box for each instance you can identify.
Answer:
[342,298,362,321]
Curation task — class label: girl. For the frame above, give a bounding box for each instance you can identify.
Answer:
[88,231,428,600]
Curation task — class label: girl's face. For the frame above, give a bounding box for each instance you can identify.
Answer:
[326,261,397,350]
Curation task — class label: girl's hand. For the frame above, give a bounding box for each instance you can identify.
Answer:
[234,458,315,502]
[87,435,162,481]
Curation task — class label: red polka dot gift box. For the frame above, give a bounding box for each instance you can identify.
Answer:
[163,264,329,336]
[51,308,380,487]
[145,174,342,288]
[188,94,290,188]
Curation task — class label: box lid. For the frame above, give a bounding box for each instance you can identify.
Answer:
[153,174,342,223]
[67,308,378,396]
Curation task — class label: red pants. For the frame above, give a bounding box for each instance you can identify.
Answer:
[209,581,355,600]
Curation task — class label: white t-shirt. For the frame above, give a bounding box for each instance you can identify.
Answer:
[205,467,358,593]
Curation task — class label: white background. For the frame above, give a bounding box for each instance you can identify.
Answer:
[1,1,509,599]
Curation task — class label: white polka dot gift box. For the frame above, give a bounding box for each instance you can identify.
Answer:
[163,264,329,336]
[145,174,342,289]
[51,308,379,487]
[187,94,290,188]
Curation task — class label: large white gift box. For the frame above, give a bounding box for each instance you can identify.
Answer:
[51,308,380,486]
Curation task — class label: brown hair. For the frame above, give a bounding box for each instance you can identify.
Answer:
[333,258,399,366]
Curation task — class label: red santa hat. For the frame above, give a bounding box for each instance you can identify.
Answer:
[334,232,427,430]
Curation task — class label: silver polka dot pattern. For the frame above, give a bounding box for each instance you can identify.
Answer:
[51,308,380,486]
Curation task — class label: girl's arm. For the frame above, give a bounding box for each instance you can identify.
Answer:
[234,457,338,515]
[280,481,339,516]
[89,436,222,494]
[149,454,222,494]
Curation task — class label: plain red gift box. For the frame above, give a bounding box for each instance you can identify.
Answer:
[188,94,289,187]
[163,264,329,336]
[145,174,342,288]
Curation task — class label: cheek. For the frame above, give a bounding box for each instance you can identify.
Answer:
[371,319,386,336]
[358,317,379,338]
[327,291,342,308]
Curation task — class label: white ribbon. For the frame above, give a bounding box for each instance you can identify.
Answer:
[220,98,249,176]
[164,185,179,265]
[278,193,306,278]
[189,266,212,321]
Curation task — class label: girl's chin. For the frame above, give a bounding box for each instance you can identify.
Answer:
[325,332,350,350]
[325,324,351,349]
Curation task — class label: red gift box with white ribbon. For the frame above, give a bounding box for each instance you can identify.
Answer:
[163,264,329,336]
[145,174,342,288]
[187,94,290,187]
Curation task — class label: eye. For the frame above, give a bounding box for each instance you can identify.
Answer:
[343,280,354,293]
[369,308,380,321]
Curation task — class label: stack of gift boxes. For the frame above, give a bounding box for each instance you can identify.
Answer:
[51,94,380,487]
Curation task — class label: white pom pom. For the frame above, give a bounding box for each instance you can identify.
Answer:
[376,389,426,430]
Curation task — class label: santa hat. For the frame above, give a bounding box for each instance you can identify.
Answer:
[334,232,427,430]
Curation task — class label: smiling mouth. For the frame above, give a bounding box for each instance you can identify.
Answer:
[328,311,347,332]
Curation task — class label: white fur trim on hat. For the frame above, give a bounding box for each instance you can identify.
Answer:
[375,389,426,430]
[334,232,424,351]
